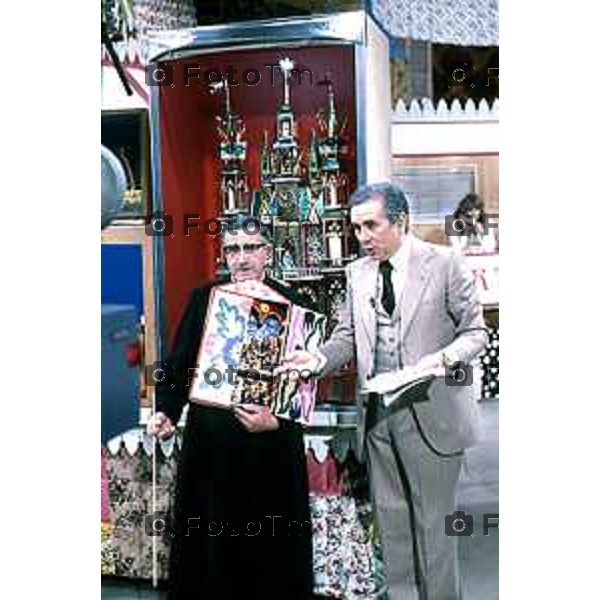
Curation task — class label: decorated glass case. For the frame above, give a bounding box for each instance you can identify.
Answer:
[146,11,390,405]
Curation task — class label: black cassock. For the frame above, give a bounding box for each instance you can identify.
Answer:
[157,277,314,600]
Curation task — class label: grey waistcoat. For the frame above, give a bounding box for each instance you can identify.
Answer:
[373,295,403,374]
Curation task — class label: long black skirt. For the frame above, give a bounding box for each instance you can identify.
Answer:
[167,405,314,599]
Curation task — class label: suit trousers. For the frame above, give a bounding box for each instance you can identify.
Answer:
[365,400,463,600]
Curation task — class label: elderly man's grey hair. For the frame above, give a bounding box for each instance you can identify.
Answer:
[224,213,273,244]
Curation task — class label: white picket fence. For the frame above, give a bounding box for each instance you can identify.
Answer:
[392,97,499,122]
[391,97,499,155]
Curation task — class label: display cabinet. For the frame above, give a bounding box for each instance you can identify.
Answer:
[145,11,390,406]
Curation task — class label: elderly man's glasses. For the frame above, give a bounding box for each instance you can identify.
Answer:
[223,243,266,257]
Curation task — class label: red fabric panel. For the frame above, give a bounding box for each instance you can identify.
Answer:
[307,447,346,496]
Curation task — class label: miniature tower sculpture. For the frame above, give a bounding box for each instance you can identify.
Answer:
[317,77,347,209]
[210,78,248,215]
[257,57,311,275]
[213,57,355,289]
[316,78,349,266]
[272,57,302,183]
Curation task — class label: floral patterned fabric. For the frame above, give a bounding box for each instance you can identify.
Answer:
[101,434,386,597]
[372,0,499,46]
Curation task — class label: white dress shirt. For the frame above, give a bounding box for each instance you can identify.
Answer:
[314,235,414,374]
[378,234,413,307]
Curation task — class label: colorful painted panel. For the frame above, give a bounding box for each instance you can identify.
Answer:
[274,306,327,423]
[189,282,326,424]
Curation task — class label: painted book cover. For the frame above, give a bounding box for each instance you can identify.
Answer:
[188,282,326,424]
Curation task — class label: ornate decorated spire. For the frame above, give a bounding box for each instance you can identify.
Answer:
[261,130,272,183]
[326,80,337,139]
[209,78,231,119]
[209,77,247,214]
[279,57,294,106]
[309,129,320,181]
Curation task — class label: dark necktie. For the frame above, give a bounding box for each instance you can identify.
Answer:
[379,260,395,317]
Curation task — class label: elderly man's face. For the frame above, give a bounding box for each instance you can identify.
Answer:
[223,230,271,282]
[350,195,406,261]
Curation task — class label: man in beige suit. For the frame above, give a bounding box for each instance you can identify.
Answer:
[281,183,487,600]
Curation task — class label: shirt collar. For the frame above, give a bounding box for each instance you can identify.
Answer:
[387,233,412,273]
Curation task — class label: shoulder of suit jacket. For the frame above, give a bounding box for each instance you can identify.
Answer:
[349,255,375,274]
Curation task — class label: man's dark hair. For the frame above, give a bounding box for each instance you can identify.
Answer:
[349,183,410,230]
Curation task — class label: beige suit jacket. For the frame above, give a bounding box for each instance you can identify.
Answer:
[319,236,488,460]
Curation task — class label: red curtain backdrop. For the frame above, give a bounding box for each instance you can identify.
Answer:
[158,45,357,347]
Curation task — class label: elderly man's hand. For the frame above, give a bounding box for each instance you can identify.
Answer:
[233,404,279,433]
[146,411,176,440]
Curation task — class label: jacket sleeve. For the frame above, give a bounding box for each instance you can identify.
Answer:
[442,253,488,363]
[156,288,207,425]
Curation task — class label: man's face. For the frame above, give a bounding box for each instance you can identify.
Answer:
[223,230,271,282]
[350,196,406,261]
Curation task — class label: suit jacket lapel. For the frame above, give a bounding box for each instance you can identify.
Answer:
[355,259,378,358]
[401,238,434,340]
